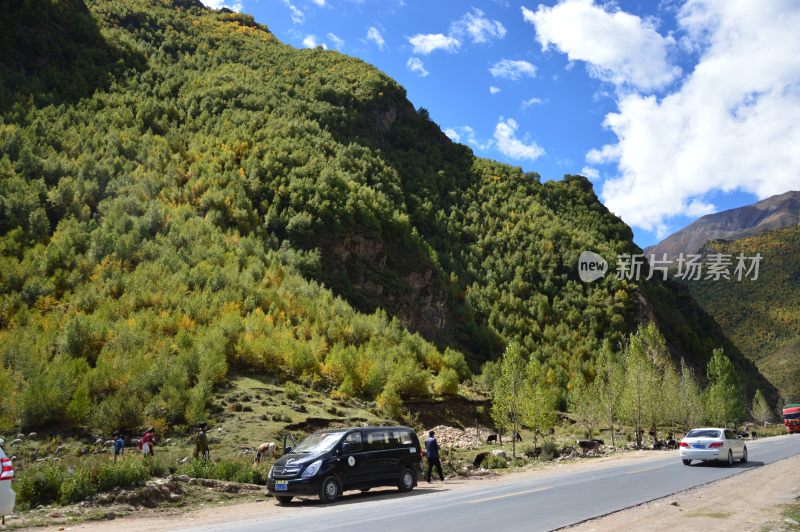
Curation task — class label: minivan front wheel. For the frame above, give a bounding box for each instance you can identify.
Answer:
[320,476,342,503]
[398,467,415,493]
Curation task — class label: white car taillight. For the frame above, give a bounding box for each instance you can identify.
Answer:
[0,457,12,481]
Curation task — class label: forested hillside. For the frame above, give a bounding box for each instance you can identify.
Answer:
[0,0,774,433]
[684,226,800,401]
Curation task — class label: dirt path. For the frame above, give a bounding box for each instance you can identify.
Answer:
[38,449,667,532]
[571,454,800,531]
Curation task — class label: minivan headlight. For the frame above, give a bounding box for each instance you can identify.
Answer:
[301,459,322,479]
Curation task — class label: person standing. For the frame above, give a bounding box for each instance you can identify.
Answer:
[194,422,210,460]
[425,430,444,483]
[139,427,155,457]
[113,431,125,462]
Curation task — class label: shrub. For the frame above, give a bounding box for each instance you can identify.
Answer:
[376,386,403,420]
[483,454,507,469]
[539,440,560,462]
[433,367,459,396]
[14,464,65,509]
[175,459,268,485]
[284,381,303,400]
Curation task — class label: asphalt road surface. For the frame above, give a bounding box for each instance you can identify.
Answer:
[185,434,800,532]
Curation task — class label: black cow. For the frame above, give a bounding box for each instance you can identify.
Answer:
[486,434,498,443]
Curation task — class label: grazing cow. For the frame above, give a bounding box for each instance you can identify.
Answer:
[512,431,523,442]
[486,434,498,443]
[577,439,604,455]
[473,452,488,468]
[254,442,277,464]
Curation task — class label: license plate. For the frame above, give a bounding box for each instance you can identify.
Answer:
[693,444,705,449]
[275,481,289,491]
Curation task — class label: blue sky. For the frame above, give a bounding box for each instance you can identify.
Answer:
[206,0,800,248]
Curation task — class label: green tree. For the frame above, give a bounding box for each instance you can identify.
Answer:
[704,348,745,427]
[569,376,602,439]
[676,358,704,432]
[593,341,623,446]
[619,324,662,447]
[491,343,529,459]
[521,359,558,452]
[751,389,772,425]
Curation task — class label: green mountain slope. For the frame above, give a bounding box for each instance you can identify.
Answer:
[683,225,800,401]
[0,0,775,432]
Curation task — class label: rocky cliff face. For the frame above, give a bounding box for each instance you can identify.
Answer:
[646,191,800,258]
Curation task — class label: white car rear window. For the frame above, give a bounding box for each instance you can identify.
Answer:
[686,429,721,438]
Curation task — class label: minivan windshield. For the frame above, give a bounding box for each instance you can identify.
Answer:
[686,429,721,438]
[291,432,345,454]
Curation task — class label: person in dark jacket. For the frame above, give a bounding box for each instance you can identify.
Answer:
[424,430,444,482]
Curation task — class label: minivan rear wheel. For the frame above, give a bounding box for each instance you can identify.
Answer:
[319,476,342,503]
[275,495,293,505]
[398,467,415,493]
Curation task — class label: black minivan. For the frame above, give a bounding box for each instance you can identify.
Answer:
[266,426,423,505]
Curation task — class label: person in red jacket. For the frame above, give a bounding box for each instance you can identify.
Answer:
[139,427,155,456]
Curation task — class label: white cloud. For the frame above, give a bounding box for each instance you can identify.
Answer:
[408,33,461,55]
[366,26,385,50]
[489,59,536,80]
[200,0,242,11]
[451,7,507,44]
[327,33,344,50]
[302,35,327,49]
[494,117,545,161]
[521,97,543,109]
[445,125,493,151]
[585,143,620,164]
[593,0,800,232]
[312,0,325,5]
[522,0,680,91]
[406,57,429,77]
[283,0,304,24]
[444,128,461,143]
[489,86,501,94]
[580,166,599,179]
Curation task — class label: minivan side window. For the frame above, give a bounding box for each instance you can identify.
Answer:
[366,430,389,451]
[393,430,414,445]
[343,431,363,452]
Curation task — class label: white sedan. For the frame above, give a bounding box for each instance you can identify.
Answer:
[679,428,747,466]
[0,440,15,520]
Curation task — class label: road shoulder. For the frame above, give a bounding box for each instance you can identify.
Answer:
[570,454,800,531]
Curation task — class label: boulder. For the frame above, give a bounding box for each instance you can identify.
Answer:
[10,438,22,446]
[490,449,508,460]
[28,432,38,439]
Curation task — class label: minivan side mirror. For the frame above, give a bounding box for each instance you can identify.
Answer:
[341,442,353,454]
[284,446,293,454]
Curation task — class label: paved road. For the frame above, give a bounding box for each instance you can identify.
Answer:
[186,434,800,532]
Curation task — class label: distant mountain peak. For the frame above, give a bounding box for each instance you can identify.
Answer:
[645,190,800,258]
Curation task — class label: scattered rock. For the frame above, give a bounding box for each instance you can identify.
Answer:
[670,501,679,507]
[10,439,22,447]
[16,434,25,440]
[785,517,799,526]
[490,449,508,460]
[94,438,104,446]
[418,426,486,450]
[28,432,37,439]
